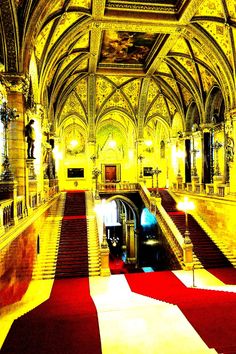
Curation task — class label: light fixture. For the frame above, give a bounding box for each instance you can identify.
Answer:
[108,133,116,148]
[66,120,80,155]
[177,197,195,244]
[69,139,78,148]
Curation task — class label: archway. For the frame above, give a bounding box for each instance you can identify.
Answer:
[102,195,141,271]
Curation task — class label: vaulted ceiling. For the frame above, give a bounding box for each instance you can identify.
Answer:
[0,0,236,136]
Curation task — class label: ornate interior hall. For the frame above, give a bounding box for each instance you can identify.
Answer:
[1,0,236,353]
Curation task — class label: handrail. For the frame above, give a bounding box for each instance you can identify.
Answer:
[154,204,184,265]
[138,183,184,266]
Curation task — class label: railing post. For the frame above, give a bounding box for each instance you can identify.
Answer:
[100,223,111,276]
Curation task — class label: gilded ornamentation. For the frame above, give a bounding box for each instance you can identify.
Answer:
[0,0,18,72]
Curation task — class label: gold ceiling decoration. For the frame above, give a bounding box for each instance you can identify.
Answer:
[0,0,236,136]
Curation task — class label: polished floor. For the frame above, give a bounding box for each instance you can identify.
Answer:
[1,268,234,354]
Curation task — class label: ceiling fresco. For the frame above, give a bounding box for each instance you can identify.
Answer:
[100,31,158,65]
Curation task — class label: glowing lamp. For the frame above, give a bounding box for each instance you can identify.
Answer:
[177,197,195,244]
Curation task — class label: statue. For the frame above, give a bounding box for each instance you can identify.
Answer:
[25,119,36,159]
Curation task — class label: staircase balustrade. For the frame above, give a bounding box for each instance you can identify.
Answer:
[98,182,139,192]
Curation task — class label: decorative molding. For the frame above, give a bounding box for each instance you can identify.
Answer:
[0,0,18,72]
[106,2,176,13]
[1,73,28,96]
[92,0,106,18]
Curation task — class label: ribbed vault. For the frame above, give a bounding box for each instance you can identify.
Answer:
[0,0,236,138]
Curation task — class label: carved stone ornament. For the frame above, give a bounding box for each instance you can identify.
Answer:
[225,137,234,163]
[2,73,28,96]
[225,117,233,136]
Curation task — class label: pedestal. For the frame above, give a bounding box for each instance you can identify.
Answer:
[191,175,199,192]
[213,175,223,194]
[100,239,111,276]
[176,175,183,190]
[183,242,193,270]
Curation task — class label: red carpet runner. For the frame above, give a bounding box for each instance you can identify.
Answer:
[1,191,102,354]
[158,189,233,269]
[125,271,236,354]
[55,191,89,278]
[1,278,102,354]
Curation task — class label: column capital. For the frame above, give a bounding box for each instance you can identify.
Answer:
[228,108,236,120]
[1,73,28,95]
[0,81,7,101]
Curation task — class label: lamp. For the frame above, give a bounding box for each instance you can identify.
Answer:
[92,167,101,199]
[177,197,195,244]
[144,139,153,152]
[212,140,223,176]
[138,154,145,178]
[151,167,162,197]
[0,99,19,181]
[191,132,199,177]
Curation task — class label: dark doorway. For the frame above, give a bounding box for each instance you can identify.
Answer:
[185,139,191,183]
[203,132,212,184]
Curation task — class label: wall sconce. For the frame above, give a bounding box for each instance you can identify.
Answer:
[144,139,153,152]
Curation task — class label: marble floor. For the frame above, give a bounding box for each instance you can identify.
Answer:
[1,268,235,353]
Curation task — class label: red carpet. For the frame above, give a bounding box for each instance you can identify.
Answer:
[158,189,233,269]
[55,191,89,278]
[109,256,128,274]
[1,278,102,354]
[109,255,144,274]
[63,215,87,220]
[208,267,236,285]
[125,271,236,354]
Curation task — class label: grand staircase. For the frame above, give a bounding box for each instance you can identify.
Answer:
[55,191,100,278]
[33,191,100,279]
[158,189,235,269]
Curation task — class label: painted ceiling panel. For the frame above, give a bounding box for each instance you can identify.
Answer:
[2,0,235,133]
[48,13,86,49]
[227,0,236,19]
[75,78,88,110]
[198,22,232,66]
[100,31,158,65]
[35,22,54,60]
[146,79,159,106]
[96,76,116,109]
[194,0,224,17]
[121,79,141,109]
[100,89,135,118]
[69,0,92,8]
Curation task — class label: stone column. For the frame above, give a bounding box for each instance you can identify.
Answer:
[137,140,144,181]
[120,212,126,251]
[6,78,26,198]
[227,110,236,194]
[88,141,97,191]
[126,220,136,264]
